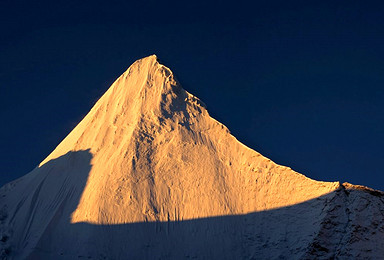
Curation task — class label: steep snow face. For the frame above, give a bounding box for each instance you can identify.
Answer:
[1,55,383,259]
[42,55,340,224]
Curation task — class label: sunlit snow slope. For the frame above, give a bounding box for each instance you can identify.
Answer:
[1,55,384,259]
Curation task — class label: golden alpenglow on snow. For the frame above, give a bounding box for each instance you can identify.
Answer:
[1,55,384,259]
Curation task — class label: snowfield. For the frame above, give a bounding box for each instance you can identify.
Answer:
[1,55,384,259]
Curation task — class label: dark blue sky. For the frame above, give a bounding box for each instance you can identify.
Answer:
[1,1,384,190]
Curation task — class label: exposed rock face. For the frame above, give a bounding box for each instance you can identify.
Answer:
[1,55,383,259]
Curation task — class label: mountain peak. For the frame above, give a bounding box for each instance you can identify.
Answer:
[2,56,383,259]
[142,53,158,61]
[126,54,159,72]
[117,54,183,100]
[28,56,339,224]
[38,55,203,166]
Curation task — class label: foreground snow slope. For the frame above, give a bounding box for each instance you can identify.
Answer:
[1,55,383,259]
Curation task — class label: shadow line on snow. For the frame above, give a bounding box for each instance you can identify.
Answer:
[12,150,344,259]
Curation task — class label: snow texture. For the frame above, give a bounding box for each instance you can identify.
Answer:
[1,55,383,259]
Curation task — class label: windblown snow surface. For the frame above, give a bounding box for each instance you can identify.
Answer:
[1,55,384,259]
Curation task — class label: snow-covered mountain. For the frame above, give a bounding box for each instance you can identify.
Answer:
[1,55,383,259]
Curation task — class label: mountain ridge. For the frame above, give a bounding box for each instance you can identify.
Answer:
[1,55,383,259]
